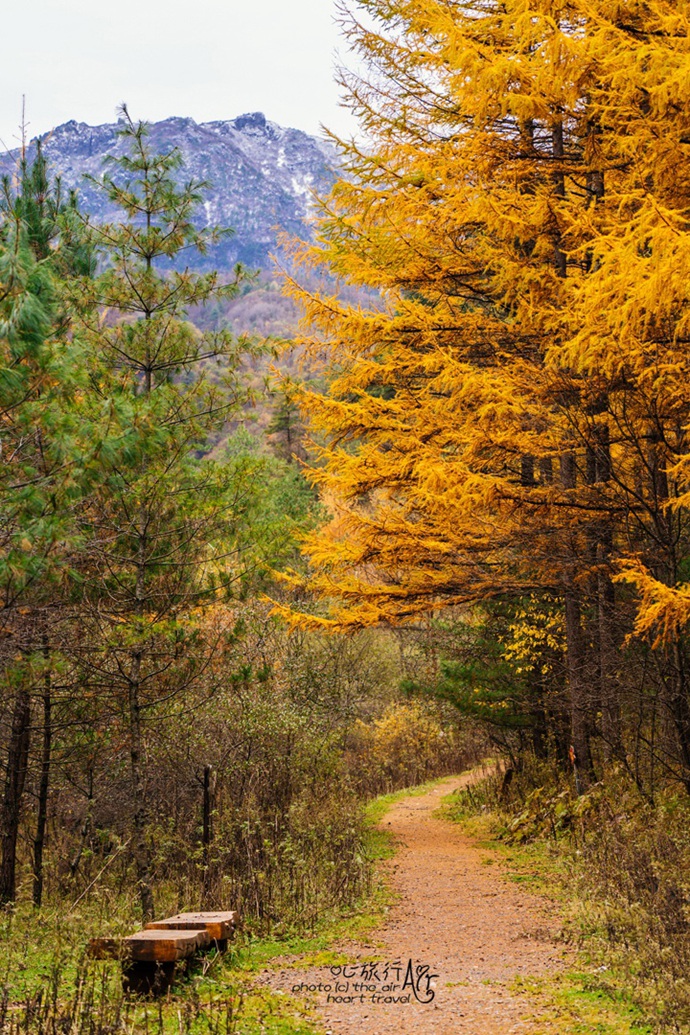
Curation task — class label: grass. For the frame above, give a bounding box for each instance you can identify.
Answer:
[513,973,654,1034]
[7,775,536,1033]
[235,778,444,975]
[0,896,384,1035]
[364,776,447,824]
[160,956,322,1035]
[363,776,448,863]
[0,929,322,1035]
[438,787,573,898]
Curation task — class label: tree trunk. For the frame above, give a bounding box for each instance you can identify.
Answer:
[670,642,690,792]
[32,646,52,908]
[530,692,548,760]
[646,430,690,788]
[0,688,32,904]
[593,423,621,758]
[129,653,155,923]
[561,451,595,786]
[520,454,535,487]
[551,120,567,277]
[202,763,217,897]
[598,561,621,758]
[564,588,595,787]
[127,493,155,923]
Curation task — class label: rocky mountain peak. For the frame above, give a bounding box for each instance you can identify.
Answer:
[232,112,270,135]
[0,112,339,271]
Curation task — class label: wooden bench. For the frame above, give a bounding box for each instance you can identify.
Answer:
[89,910,239,994]
[146,910,237,949]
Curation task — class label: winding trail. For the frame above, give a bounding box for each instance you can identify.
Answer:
[265,773,571,1034]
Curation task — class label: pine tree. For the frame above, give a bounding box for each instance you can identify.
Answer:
[0,146,93,903]
[70,108,259,919]
[267,385,307,464]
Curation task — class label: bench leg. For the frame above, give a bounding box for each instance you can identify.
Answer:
[123,961,176,996]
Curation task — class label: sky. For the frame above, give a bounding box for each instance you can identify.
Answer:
[1,0,359,149]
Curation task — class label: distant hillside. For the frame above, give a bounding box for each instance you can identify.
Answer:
[0,111,339,272]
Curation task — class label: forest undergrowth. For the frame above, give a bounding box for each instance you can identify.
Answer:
[445,762,690,1034]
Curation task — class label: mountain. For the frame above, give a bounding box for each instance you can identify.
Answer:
[0,111,339,271]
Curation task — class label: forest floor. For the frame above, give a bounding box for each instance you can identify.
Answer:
[258,773,574,1035]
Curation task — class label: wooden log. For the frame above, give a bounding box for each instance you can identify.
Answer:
[145,911,238,943]
[89,927,210,962]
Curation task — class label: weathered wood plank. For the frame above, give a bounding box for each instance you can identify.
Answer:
[90,927,210,962]
[145,911,238,942]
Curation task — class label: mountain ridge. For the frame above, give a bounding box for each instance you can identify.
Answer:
[0,111,339,271]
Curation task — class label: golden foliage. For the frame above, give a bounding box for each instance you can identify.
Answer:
[279,0,690,658]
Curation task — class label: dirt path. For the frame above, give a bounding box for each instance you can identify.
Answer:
[264,774,570,1034]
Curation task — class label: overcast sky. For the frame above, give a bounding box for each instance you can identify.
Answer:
[1,0,359,149]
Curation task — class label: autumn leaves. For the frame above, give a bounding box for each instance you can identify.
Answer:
[283,1,690,780]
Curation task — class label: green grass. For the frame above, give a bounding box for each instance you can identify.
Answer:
[363,777,447,862]
[5,777,490,1034]
[364,777,447,825]
[0,893,136,1000]
[0,899,382,1035]
[439,788,573,898]
[0,912,328,1035]
[234,780,438,974]
[513,973,653,1034]
[165,955,323,1035]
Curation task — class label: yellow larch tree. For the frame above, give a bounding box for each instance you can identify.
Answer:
[279,0,690,787]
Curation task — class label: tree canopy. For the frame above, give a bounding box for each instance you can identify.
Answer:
[279,0,690,785]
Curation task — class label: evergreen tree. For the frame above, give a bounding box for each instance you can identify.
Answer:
[0,147,92,903]
[267,385,307,464]
[70,108,259,919]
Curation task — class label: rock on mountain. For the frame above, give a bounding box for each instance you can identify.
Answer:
[1,112,339,270]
